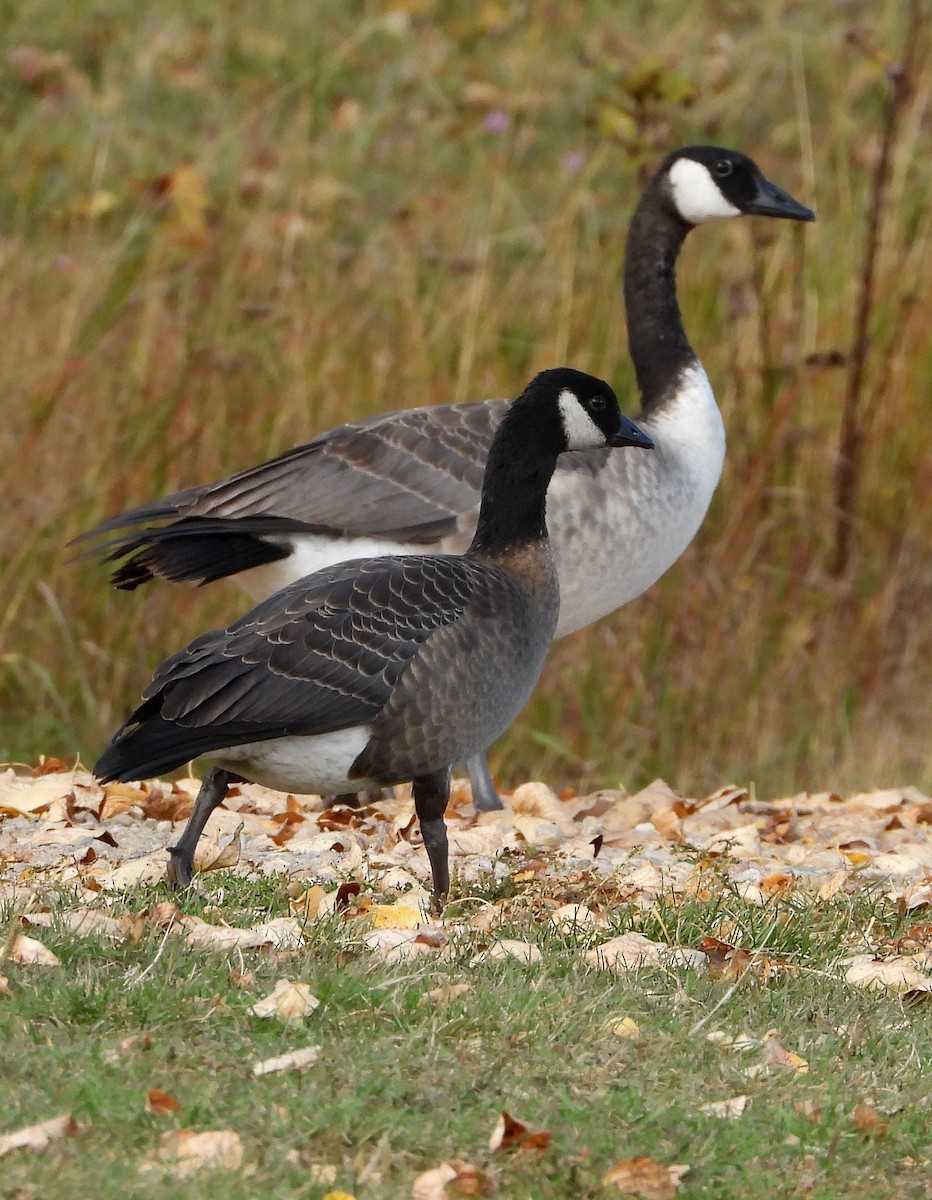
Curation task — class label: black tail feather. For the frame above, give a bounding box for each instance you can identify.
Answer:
[94,695,265,783]
[99,518,303,590]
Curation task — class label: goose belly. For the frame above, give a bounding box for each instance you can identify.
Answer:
[210,725,375,795]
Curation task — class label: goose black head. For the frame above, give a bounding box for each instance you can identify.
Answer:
[662,146,815,226]
[522,367,654,452]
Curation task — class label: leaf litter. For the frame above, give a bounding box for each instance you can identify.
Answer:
[2,765,932,991]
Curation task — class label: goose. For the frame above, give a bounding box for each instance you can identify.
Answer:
[93,368,654,908]
[81,145,814,811]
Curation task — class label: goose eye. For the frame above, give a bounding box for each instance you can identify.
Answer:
[588,395,607,412]
[714,159,734,178]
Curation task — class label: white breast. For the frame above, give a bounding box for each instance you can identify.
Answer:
[548,364,726,636]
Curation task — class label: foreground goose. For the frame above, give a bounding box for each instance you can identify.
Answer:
[82,146,814,810]
[94,369,654,908]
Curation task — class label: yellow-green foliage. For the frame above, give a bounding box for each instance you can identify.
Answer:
[0,0,929,793]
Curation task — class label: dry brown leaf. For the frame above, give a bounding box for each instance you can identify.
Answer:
[610,1016,641,1040]
[249,979,319,1022]
[586,933,705,974]
[549,903,601,931]
[0,975,9,996]
[413,1164,458,1199]
[0,771,75,817]
[603,1156,688,1198]
[290,885,328,921]
[851,1101,890,1138]
[471,939,541,966]
[762,1032,808,1073]
[650,806,683,841]
[181,915,301,951]
[817,869,849,901]
[488,1110,550,1152]
[699,1095,749,1119]
[845,956,932,995]
[192,826,241,874]
[7,934,60,967]
[27,909,126,940]
[412,1158,495,1198]
[252,1046,321,1076]
[146,1088,181,1117]
[141,1128,243,1176]
[364,928,440,963]
[100,783,146,820]
[419,983,474,1007]
[0,1112,82,1158]
[102,854,166,890]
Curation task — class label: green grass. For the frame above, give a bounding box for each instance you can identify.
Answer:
[0,0,930,793]
[2,877,930,1198]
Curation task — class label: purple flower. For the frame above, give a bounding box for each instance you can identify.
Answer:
[482,110,510,133]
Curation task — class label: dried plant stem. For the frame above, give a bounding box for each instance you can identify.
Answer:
[831,1,921,576]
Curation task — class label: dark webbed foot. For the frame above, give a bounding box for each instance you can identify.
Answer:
[166,766,239,889]
[413,769,452,913]
[466,753,504,812]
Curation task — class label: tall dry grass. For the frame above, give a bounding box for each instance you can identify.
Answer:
[0,0,929,795]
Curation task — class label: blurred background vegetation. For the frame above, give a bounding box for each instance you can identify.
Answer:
[0,0,928,797]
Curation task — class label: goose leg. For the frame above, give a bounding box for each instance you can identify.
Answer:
[167,766,240,888]
[413,768,452,913]
[466,752,504,812]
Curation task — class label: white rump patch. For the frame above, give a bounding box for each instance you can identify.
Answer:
[668,158,741,224]
[557,389,607,451]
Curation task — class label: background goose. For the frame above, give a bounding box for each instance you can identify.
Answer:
[81,145,814,810]
[93,369,654,908]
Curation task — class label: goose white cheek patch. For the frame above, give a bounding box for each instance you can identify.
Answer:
[557,389,607,450]
[669,158,741,224]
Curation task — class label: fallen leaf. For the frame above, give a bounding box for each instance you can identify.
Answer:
[252,1046,321,1076]
[852,1101,890,1138]
[610,1016,641,1040]
[249,979,319,1022]
[7,934,60,966]
[369,902,423,929]
[26,909,126,940]
[762,1032,808,1073]
[549,903,601,931]
[419,983,474,1007]
[699,1095,749,1119]
[146,1088,181,1117]
[193,826,241,873]
[0,1113,82,1157]
[412,1163,457,1199]
[586,933,705,974]
[603,1156,688,1198]
[488,1110,550,1152]
[102,854,166,890]
[845,956,932,995]
[364,928,440,963]
[412,1158,495,1198]
[182,915,302,951]
[471,939,541,966]
[141,1128,243,1177]
[290,885,328,921]
[0,976,9,996]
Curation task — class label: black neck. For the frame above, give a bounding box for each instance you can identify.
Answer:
[623,187,698,413]
[468,407,561,558]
